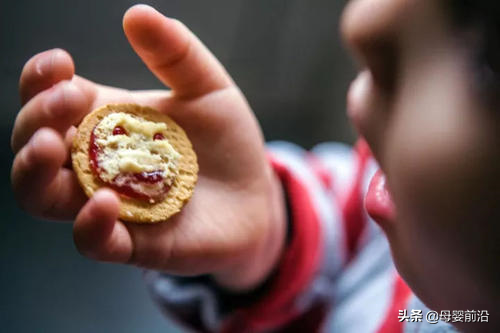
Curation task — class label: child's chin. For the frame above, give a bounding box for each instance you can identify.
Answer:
[365,169,396,228]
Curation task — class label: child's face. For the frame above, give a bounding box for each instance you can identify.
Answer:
[342,0,499,311]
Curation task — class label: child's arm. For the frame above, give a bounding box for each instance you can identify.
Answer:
[145,141,405,333]
[11,4,286,292]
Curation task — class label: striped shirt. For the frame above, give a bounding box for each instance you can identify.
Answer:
[145,141,458,332]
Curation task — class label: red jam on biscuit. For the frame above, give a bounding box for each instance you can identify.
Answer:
[89,112,181,203]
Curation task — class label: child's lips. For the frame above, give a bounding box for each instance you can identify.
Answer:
[348,71,395,225]
[366,169,396,227]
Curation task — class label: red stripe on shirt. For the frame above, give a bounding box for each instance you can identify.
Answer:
[375,274,412,333]
[342,139,371,262]
[306,153,334,191]
[222,156,323,332]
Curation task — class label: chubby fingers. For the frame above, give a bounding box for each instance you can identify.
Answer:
[19,48,75,105]
[11,128,88,220]
[73,189,133,263]
[11,79,92,154]
[123,5,233,99]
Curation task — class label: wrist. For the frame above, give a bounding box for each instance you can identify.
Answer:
[213,168,287,291]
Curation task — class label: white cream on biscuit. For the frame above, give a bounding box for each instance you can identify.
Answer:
[93,112,180,185]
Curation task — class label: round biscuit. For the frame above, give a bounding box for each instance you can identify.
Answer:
[72,103,198,223]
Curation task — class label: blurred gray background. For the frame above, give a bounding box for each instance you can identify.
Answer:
[1,0,355,332]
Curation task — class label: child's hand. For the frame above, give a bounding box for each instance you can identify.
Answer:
[11,5,286,291]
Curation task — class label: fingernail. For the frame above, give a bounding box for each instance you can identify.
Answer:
[93,188,117,203]
[134,4,155,10]
[35,49,59,77]
[64,126,77,145]
[92,190,106,203]
[46,81,79,118]
[27,128,50,159]
[136,4,161,13]
[46,82,66,115]
[29,128,44,148]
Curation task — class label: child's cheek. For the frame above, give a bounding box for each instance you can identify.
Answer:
[384,49,490,226]
[387,101,485,222]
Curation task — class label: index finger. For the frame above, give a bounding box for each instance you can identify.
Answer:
[123,5,234,99]
[19,48,75,105]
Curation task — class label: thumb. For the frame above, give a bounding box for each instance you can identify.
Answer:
[122,4,233,99]
[73,189,133,263]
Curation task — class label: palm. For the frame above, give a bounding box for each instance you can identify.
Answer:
[86,80,271,274]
